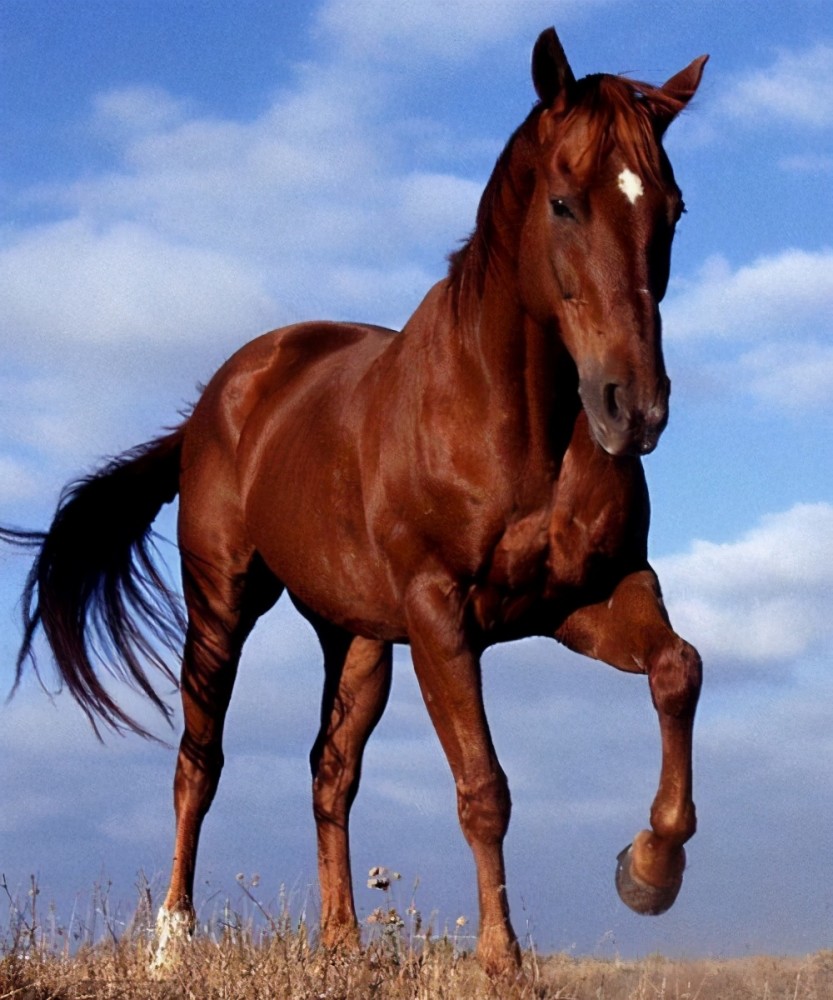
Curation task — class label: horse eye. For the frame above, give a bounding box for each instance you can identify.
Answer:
[551,198,575,220]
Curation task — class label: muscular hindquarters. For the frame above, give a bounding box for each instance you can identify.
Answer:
[231,324,408,637]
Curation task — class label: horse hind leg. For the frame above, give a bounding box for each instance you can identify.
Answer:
[152,548,282,969]
[305,614,392,950]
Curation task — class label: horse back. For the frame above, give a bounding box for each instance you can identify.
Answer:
[189,321,394,441]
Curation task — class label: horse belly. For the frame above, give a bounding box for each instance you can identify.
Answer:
[258,519,408,639]
[251,477,407,641]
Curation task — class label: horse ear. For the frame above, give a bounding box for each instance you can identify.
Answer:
[532,27,576,111]
[656,54,709,131]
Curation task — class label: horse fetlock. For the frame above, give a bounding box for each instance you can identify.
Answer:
[150,905,195,972]
[650,798,697,845]
[476,923,522,979]
[319,917,361,952]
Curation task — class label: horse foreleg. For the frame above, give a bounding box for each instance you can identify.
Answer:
[406,576,520,977]
[311,630,392,950]
[555,567,702,915]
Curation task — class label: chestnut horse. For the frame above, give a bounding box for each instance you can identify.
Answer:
[3,29,707,974]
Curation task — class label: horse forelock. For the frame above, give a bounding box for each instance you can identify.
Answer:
[447,73,682,316]
[566,73,683,186]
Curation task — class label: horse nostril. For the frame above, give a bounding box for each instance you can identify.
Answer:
[604,383,623,423]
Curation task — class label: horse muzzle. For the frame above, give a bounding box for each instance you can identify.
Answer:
[579,376,670,457]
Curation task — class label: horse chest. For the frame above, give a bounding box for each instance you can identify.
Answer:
[546,498,632,588]
[545,444,648,592]
[469,444,646,634]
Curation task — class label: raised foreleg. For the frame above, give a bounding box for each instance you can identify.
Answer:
[309,624,393,949]
[555,567,701,915]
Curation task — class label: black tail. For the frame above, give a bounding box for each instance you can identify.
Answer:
[1,428,186,738]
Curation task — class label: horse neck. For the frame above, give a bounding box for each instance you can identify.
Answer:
[397,259,576,465]
[397,128,579,450]
[442,131,546,391]
[456,271,531,388]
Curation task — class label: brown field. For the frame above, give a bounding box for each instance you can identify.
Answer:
[2,877,830,999]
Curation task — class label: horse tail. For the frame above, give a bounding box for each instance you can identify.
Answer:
[1,427,186,738]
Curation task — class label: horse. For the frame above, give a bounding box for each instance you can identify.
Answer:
[2,28,707,975]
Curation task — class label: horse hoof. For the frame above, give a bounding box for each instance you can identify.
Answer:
[615,843,684,916]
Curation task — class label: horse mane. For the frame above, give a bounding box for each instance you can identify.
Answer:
[448,73,687,314]
[447,110,539,315]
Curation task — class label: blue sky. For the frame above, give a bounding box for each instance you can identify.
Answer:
[1,0,831,959]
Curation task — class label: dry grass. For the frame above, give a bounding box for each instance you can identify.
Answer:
[2,874,831,999]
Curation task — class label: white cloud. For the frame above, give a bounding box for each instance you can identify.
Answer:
[0,22,507,521]
[315,0,582,63]
[664,248,833,342]
[0,455,40,504]
[399,172,482,248]
[664,249,833,412]
[739,340,833,410]
[0,219,276,352]
[779,153,833,174]
[655,503,833,666]
[719,43,833,129]
[93,85,190,137]
[44,119,380,263]
[19,73,483,317]
[0,218,281,479]
[19,61,398,277]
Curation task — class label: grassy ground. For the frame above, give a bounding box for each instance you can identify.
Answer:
[2,876,830,999]
[4,938,831,999]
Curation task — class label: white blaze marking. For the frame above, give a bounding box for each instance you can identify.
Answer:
[617,167,644,205]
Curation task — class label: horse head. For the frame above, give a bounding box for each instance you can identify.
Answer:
[520,29,707,457]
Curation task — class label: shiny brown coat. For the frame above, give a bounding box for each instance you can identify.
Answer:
[4,28,707,975]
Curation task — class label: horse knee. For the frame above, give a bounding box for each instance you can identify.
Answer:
[648,639,701,718]
[457,770,511,846]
